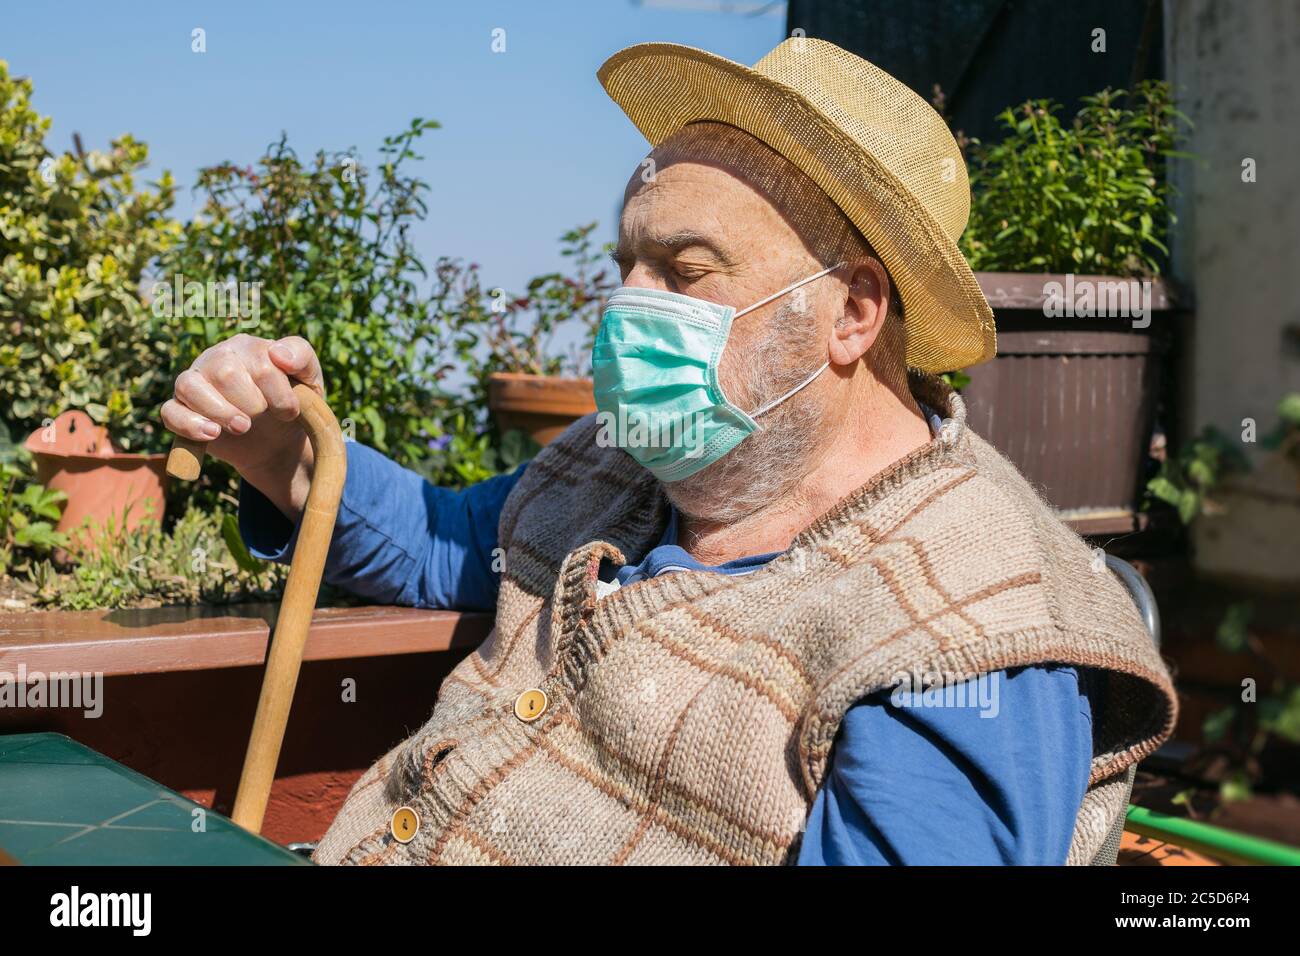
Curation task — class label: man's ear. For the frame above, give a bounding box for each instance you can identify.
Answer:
[829,258,890,367]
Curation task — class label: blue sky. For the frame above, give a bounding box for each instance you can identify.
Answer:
[6,0,786,296]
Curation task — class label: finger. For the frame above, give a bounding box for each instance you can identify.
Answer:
[193,346,271,422]
[173,366,259,436]
[161,398,223,442]
[267,336,325,393]
[249,353,301,422]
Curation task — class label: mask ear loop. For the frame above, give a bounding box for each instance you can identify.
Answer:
[750,360,830,418]
[733,261,846,319]
[736,261,845,419]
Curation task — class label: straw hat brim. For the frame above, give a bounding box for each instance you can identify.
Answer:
[598,42,996,372]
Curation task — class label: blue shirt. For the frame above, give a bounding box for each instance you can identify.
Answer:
[240,442,1094,864]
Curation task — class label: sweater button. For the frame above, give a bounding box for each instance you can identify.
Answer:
[514,688,548,723]
[391,806,420,844]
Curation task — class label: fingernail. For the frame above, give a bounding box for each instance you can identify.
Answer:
[199,421,222,440]
[229,414,251,434]
[268,343,291,363]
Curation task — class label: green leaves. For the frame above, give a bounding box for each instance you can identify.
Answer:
[0,60,178,452]
[1202,707,1235,745]
[159,127,453,485]
[18,506,285,610]
[14,481,66,521]
[1260,685,1300,746]
[960,82,1189,277]
[1146,475,1200,525]
[1215,602,1254,654]
[1145,427,1248,525]
[13,519,64,551]
[0,460,68,569]
[939,370,971,391]
[4,62,610,511]
[1277,393,1300,427]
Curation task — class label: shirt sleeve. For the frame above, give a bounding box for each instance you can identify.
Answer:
[237,442,525,611]
[796,665,1093,865]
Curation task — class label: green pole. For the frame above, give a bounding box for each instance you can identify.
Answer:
[1126,804,1300,866]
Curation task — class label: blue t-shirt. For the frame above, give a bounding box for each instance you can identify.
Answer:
[240,443,1095,864]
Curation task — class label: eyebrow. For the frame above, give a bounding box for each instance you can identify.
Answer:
[613,230,739,270]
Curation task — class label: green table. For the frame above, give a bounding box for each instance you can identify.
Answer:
[0,733,308,865]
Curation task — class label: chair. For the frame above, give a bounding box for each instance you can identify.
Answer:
[1088,554,1160,866]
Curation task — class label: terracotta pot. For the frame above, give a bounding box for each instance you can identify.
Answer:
[962,273,1184,532]
[23,410,167,550]
[487,372,596,447]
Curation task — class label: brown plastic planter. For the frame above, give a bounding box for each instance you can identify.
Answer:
[488,372,595,447]
[962,273,1183,531]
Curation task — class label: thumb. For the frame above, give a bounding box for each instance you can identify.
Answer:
[267,336,325,395]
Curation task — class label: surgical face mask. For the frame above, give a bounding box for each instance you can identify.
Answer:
[592,262,842,482]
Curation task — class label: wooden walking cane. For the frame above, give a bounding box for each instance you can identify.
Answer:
[166,383,346,834]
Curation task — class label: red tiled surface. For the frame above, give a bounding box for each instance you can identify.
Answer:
[1118,829,1224,866]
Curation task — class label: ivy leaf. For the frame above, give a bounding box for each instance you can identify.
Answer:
[1219,774,1252,803]
[1202,706,1235,743]
[1259,685,1300,745]
[1278,393,1300,427]
[1215,602,1254,653]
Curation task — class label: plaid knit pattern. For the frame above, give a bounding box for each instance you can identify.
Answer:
[314,375,1177,866]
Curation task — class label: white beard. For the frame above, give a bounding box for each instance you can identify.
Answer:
[663,297,827,525]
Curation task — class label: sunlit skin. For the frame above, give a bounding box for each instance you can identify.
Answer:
[612,131,930,564]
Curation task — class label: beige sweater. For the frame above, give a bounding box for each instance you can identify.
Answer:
[314,375,1177,865]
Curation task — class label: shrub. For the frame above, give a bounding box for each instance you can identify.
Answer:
[160,120,451,470]
[0,60,179,450]
[960,81,1190,276]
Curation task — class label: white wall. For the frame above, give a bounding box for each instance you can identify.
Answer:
[1165,0,1300,588]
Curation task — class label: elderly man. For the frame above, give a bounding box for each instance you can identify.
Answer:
[162,39,1175,865]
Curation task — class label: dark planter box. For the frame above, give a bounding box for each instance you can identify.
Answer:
[963,273,1183,531]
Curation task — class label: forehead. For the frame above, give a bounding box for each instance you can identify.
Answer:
[618,123,843,262]
[619,154,799,255]
[623,154,778,218]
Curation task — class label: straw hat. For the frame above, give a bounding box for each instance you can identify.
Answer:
[597,37,996,372]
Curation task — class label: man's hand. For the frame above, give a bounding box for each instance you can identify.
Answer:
[161,334,325,520]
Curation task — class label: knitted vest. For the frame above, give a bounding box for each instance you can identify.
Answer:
[314,376,1177,866]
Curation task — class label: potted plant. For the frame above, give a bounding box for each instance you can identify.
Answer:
[22,409,165,549]
[454,223,613,448]
[0,62,178,540]
[956,82,1191,533]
